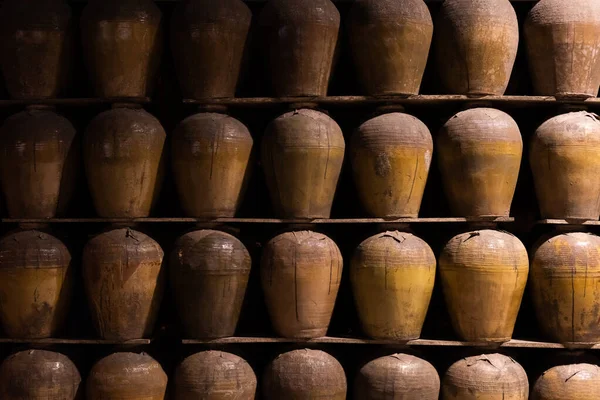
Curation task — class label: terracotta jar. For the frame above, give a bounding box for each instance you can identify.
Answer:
[82,228,164,341]
[351,231,435,340]
[442,354,529,399]
[263,349,346,400]
[174,351,257,399]
[347,0,433,96]
[261,231,342,338]
[0,350,80,399]
[0,230,71,339]
[0,107,78,218]
[526,0,600,98]
[259,0,340,96]
[81,0,162,98]
[87,353,167,400]
[172,112,253,218]
[262,109,345,219]
[530,231,600,345]
[438,108,522,217]
[171,0,251,99]
[439,229,528,342]
[84,106,166,218]
[532,364,600,400]
[0,0,71,99]
[351,112,432,218]
[435,0,518,95]
[170,230,251,339]
[355,354,440,400]
[530,111,600,220]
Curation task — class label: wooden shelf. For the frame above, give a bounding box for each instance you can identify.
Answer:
[0,338,151,345]
[182,337,600,349]
[0,97,151,108]
[185,95,600,108]
[538,219,600,226]
[2,217,514,224]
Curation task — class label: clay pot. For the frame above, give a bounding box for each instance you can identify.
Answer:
[0,107,78,218]
[532,364,600,400]
[81,0,162,98]
[262,109,345,219]
[259,0,340,96]
[84,106,166,218]
[439,229,529,342]
[0,0,71,99]
[351,112,432,218]
[0,230,71,339]
[355,354,440,400]
[170,230,251,339]
[0,350,80,399]
[171,0,251,99]
[435,0,518,95]
[87,352,167,400]
[174,351,257,399]
[442,354,529,399]
[351,231,435,340]
[530,111,600,220]
[526,0,600,98]
[347,0,433,96]
[438,108,522,217]
[530,231,600,345]
[261,231,342,338]
[82,228,164,341]
[172,112,253,218]
[263,349,346,400]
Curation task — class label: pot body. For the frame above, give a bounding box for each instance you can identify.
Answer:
[174,351,257,400]
[531,232,600,345]
[262,109,345,219]
[261,231,342,338]
[87,353,167,400]
[442,354,529,400]
[438,108,522,217]
[0,230,71,339]
[532,364,600,400]
[351,231,435,340]
[81,0,162,98]
[530,111,600,220]
[351,112,432,218]
[0,350,81,399]
[172,112,253,218]
[526,0,600,98]
[84,107,166,218]
[263,349,346,400]
[439,229,529,342]
[170,230,251,339]
[0,0,72,99]
[355,354,440,400]
[82,229,165,341]
[348,0,433,96]
[259,0,340,96]
[0,108,77,218]
[435,0,518,95]
[171,0,251,99]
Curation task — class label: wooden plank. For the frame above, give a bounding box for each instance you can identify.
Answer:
[185,95,600,108]
[0,97,151,107]
[2,217,514,224]
[0,338,152,345]
[538,219,600,226]
[181,337,593,349]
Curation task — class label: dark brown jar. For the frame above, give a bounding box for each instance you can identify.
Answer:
[83,105,166,218]
[0,0,72,99]
[81,0,162,98]
[0,107,78,218]
[0,350,81,399]
[171,0,251,99]
[170,230,251,339]
[82,228,165,341]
